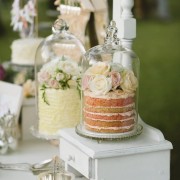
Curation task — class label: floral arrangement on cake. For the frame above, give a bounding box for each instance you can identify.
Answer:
[38,56,81,105]
[82,62,138,95]
[11,0,37,38]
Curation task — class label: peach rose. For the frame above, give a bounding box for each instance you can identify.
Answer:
[23,79,35,97]
[120,70,138,93]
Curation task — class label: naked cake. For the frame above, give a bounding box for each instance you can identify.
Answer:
[82,62,138,133]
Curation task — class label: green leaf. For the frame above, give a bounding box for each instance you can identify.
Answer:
[41,88,49,105]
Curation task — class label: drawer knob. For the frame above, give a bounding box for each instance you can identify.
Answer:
[67,155,75,162]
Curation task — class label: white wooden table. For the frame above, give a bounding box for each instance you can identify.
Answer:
[60,118,173,180]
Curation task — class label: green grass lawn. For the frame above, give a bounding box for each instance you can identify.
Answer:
[133,19,180,179]
[0,0,180,179]
[134,20,180,130]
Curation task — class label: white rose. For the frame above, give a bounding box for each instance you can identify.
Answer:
[58,60,79,75]
[42,60,58,75]
[89,75,112,95]
[86,62,110,76]
[121,70,138,93]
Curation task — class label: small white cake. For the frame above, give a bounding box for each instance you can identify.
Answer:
[11,38,43,65]
[37,56,81,135]
[38,88,80,135]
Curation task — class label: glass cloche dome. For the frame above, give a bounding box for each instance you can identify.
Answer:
[76,20,142,140]
[33,19,85,139]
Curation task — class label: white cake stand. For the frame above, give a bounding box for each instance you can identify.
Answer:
[76,123,143,141]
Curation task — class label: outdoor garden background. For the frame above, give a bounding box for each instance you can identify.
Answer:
[0,0,179,179]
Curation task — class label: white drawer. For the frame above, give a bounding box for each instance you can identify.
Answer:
[60,138,91,178]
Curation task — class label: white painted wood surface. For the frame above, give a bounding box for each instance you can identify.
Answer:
[59,118,172,180]
[113,0,136,49]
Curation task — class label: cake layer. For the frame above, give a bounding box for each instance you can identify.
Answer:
[84,95,134,107]
[84,109,135,121]
[85,117,135,127]
[83,90,136,133]
[38,88,80,135]
[84,103,134,113]
[11,38,43,65]
[85,123,134,133]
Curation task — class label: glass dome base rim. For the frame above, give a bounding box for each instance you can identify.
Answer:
[75,124,143,141]
[30,126,60,140]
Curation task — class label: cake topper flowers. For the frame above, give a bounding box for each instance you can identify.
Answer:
[38,56,81,105]
[11,0,37,38]
[82,62,138,95]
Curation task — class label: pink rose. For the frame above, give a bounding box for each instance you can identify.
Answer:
[48,79,59,89]
[109,71,121,89]
[82,75,92,90]
[38,71,50,84]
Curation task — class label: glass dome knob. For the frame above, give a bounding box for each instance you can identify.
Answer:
[52,19,69,34]
[105,20,120,45]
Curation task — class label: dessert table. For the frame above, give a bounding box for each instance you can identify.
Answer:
[0,119,172,180]
[60,118,172,180]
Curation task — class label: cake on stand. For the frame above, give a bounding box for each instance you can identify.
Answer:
[59,0,173,180]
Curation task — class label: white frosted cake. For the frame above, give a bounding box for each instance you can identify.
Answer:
[38,88,80,135]
[37,56,81,135]
[11,38,43,65]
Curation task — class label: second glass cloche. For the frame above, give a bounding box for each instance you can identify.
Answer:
[34,19,85,138]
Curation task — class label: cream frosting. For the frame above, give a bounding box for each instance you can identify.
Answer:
[85,117,135,122]
[85,123,134,130]
[84,90,135,99]
[84,103,135,109]
[84,108,135,116]
[38,88,80,135]
[11,38,43,65]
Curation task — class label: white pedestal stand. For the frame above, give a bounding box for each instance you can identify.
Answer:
[59,118,172,180]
